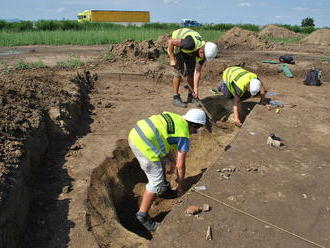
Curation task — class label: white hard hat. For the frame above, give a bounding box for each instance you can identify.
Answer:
[204,42,218,61]
[249,79,261,96]
[182,108,206,125]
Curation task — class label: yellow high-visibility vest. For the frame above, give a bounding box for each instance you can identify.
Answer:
[171,28,205,62]
[222,66,258,96]
[128,112,190,162]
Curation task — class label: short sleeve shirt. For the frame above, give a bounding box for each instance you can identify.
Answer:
[180,36,205,65]
[167,137,190,152]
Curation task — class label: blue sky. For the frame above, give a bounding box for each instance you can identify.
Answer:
[2,0,330,27]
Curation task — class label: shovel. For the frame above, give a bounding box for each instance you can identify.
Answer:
[184,84,217,130]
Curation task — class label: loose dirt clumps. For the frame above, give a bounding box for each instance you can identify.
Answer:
[301,29,330,46]
[155,34,170,52]
[218,27,272,50]
[111,39,162,60]
[259,25,300,38]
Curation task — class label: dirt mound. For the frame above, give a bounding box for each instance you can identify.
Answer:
[111,39,162,60]
[259,25,299,38]
[218,27,272,50]
[155,34,170,52]
[301,29,330,46]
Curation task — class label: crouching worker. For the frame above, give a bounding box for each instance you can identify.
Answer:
[128,108,206,231]
[219,66,267,127]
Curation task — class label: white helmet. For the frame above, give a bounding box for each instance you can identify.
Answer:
[182,108,206,125]
[249,79,261,96]
[204,42,218,61]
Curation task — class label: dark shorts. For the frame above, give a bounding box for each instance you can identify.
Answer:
[173,52,196,77]
[219,82,251,101]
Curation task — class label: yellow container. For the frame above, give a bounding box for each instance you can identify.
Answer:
[77,10,150,24]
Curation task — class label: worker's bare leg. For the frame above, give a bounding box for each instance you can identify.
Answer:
[139,190,155,213]
[172,75,181,94]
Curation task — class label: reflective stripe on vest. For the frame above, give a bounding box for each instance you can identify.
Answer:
[129,112,190,162]
[224,66,241,83]
[133,118,166,156]
[171,28,205,54]
[144,118,166,155]
[223,67,257,97]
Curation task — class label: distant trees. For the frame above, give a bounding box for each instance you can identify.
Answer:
[301,17,315,27]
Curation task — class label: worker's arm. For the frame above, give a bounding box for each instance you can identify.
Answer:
[259,82,268,105]
[193,63,203,98]
[175,150,186,195]
[233,95,243,127]
[167,39,181,67]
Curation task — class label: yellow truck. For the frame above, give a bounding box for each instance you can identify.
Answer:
[77,10,150,25]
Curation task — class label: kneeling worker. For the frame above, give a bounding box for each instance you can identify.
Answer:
[219,66,267,127]
[167,28,218,107]
[128,109,206,231]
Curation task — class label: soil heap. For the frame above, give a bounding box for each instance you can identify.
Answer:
[301,29,330,46]
[218,27,272,50]
[155,34,170,52]
[259,25,300,38]
[111,39,162,60]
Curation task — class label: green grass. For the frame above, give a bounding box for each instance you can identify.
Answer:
[55,55,85,68]
[260,34,307,44]
[0,61,10,73]
[0,28,224,46]
[319,56,330,64]
[1,20,322,46]
[99,47,114,61]
[14,59,46,70]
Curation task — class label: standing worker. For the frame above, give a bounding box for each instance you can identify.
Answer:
[128,108,206,231]
[219,66,268,127]
[167,28,218,107]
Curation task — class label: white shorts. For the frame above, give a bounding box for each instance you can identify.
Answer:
[128,140,169,194]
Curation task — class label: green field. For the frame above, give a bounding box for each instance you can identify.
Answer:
[0,29,225,46]
[0,20,316,46]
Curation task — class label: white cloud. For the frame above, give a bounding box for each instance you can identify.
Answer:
[294,7,308,11]
[275,16,287,19]
[163,0,179,4]
[57,7,65,13]
[238,2,251,7]
[293,7,321,12]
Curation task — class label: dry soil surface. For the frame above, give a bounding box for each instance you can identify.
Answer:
[0,36,330,248]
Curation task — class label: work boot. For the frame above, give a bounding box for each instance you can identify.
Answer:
[172,94,186,108]
[136,212,160,232]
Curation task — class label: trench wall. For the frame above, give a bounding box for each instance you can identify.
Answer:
[0,71,94,248]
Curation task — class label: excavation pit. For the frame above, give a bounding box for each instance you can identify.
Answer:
[87,119,236,247]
